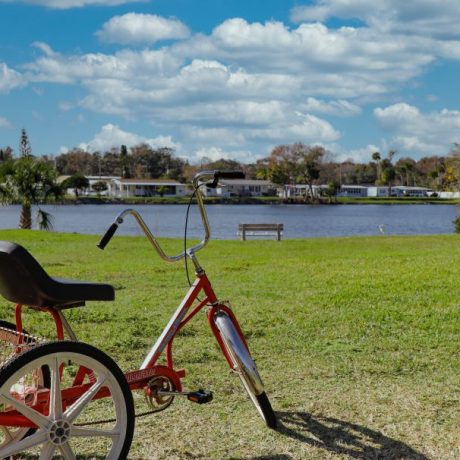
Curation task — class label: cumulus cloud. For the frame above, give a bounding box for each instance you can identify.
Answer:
[282,113,340,142]
[0,63,25,93]
[24,15,437,122]
[0,0,142,8]
[290,0,460,38]
[97,13,190,45]
[78,124,180,152]
[0,117,12,128]
[374,103,460,154]
[301,97,361,117]
[16,11,460,160]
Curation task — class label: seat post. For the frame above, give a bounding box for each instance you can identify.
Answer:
[56,309,78,341]
[15,304,24,344]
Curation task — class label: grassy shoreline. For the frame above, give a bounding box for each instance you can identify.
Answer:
[51,195,460,205]
[0,230,458,458]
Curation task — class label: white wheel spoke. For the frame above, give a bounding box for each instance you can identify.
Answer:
[0,392,48,429]
[64,374,107,423]
[72,425,120,438]
[49,356,63,419]
[0,429,47,458]
[1,425,13,442]
[39,441,56,459]
[59,441,76,460]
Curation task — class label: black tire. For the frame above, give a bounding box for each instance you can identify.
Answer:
[0,320,51,451]
[0,340,135,459]
[214,312,277,429]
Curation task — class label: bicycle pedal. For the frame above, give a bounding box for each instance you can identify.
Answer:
[187,389,213,404]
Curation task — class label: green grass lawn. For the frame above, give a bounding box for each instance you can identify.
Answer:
[0,229,458,459]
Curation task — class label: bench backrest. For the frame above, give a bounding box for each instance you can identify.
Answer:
[238,224,284,231]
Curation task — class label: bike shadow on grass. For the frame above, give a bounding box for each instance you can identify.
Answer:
[273,411,429,460]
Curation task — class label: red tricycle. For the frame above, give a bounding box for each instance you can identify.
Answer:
[0,170,276,459]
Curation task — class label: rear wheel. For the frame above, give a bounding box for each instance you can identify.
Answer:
[213,312,277,429]
[0,340,134,459]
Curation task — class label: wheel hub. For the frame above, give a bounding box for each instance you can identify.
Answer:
[48,420,71,445]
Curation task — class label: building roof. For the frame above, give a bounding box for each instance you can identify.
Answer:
[392,186,433,190]
[116,178,183,186]
[87,176,120,181]
[220,179,275,186]
[341,185,368,189]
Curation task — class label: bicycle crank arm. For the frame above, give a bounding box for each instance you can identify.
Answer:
[156,389,213,404]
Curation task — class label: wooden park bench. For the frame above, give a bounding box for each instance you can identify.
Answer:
[238,223,284,241]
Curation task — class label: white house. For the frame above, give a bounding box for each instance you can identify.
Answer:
[109,178,190,198]
[439,191,460,198]
[202,179,277,197]
[87,176,119,195]
[367,186,391,197]
[337,185,368,197]
[368,186,433,197]
[391,186,433,197]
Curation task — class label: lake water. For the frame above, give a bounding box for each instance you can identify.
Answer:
[0,204,458,239]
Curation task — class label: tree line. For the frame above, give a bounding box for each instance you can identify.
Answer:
[3,139,460,191]
[254,143,460,191]
[3,130,460,196]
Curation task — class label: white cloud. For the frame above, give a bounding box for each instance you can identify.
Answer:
[32,41,57,57]
[23,17,436,127]
[301,97,361,117]
[182,127,247,146]
[374,103,422,129]
[0,0,143,8]
[290,0,460,38]
[79,124,180,152]
[16,12,460,160]
[25,45,182,84]
[163,100,286,126]
[0,117,12,129]
[0,63,25,93]
[281,112,341,142]
[374,103,460,154]
[97,13,190,45]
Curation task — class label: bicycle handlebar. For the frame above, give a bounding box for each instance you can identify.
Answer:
[97,223,118,250]
[97,170,245,261]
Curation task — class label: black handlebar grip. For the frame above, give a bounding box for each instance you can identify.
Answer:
[214,170,245,180]
[97,223,118,250]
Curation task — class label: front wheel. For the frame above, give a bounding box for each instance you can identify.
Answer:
[0,340,134,459]
[213,312,277,429]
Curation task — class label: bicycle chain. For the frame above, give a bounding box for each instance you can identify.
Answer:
[74,409,162,427]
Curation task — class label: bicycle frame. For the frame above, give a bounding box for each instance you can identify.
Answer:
[0,269,249,429]
[142,270,249,372]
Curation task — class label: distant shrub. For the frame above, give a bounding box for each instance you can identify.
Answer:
[453,215,460,233]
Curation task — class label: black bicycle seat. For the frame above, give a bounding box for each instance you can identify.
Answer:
[0,241,114,309]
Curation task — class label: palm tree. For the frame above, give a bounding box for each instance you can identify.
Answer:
[0,131,62,230]
[372,151,381,184]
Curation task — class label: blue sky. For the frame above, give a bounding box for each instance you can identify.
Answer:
[1,0,460,164]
